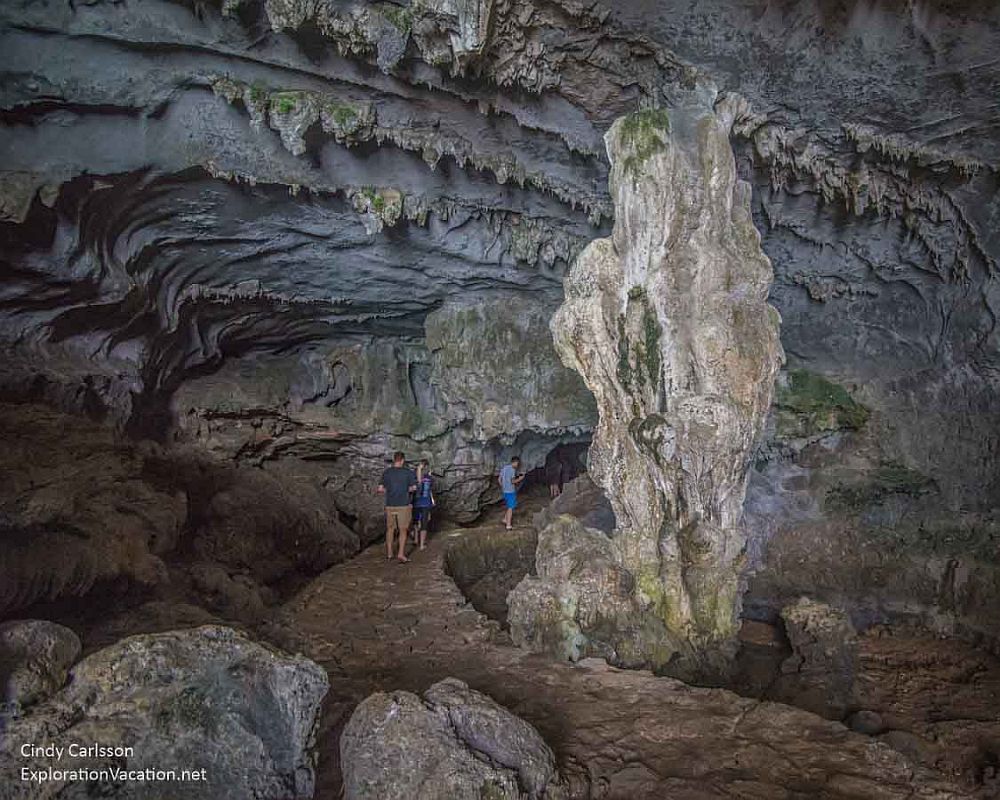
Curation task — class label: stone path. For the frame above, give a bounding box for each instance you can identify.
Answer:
[284,492,975,799]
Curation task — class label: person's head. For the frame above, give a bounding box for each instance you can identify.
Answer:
[511,456,521,468]
[419,459,430,470]
[393,451,405,466]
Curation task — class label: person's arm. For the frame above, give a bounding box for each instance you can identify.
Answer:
[376,470,386,494]
[408,470,418,493]
[513,472,525,485]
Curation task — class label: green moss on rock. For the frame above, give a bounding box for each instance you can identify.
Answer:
[825,461,935,512]
[380,3,413,34]
[270,92,302,115]
[619,108,671,177]
[774,368,869,439]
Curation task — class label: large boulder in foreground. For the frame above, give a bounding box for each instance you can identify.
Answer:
[0,619,80,712]
[341,677,562,800]
[0,626,328,800]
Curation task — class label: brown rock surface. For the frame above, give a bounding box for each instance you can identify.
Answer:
[283,492,973,799]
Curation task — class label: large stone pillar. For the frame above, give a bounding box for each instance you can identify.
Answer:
[511,93,782,680]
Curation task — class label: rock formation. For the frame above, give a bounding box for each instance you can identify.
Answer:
[0,402,359,630]
[2,0,1000,792]
[776,598,860,720]
[340,677,562,800]
[511,94,783,678]
[0,620,80,712]
[0,626,328,800]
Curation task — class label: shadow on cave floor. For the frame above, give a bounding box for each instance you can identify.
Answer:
[442,484,548,626]
[282,487,1000,799]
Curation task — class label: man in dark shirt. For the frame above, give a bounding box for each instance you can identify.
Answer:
[378,451,418,562]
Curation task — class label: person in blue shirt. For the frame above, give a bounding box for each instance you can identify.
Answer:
[377,451,417,562]
[498,455,524,531]
[411,459,436,550]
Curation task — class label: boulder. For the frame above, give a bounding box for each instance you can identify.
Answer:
[0,625,328,800]
[188,464,360,585]
[532,475,615,535]
[340,677,561,800]
[775,597,859,718]
[508,516,679,669]
[0,619,80,712]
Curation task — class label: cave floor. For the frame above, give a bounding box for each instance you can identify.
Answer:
[282,492,995,800]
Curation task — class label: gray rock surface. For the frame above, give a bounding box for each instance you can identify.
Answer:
[517,94,782,679]
[532,475,616,535]
[776,597,859,719]
[340,677,560,800]
[0,0,999,702]
[0,625,328,800]
[509,516,671,668]
[2,0,997,536]
[0,620,80,712]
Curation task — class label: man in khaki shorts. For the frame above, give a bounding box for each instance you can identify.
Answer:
[377,451,417,562]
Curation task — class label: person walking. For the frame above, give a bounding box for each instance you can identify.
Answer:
[412,459,436,550]
[377,451,417,563]
[498,455,524,531]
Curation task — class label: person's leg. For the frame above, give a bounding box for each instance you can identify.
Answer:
[385,509,396,560]
[397,506,412,561]
[419,509,430,549]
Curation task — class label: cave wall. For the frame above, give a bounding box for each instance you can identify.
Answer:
[1,0,999,631]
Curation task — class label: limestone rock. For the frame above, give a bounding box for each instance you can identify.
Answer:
[534,96,783,677]
[340,677,561,800]
[532,475,616,535]
[0,625,329,800]
[425,297,597,444]
[0,620,80,712]
[776,597,859,719]
[188,464,360,584]
[0,404,187,617]
[509,516,680,668]
[174,297,595,529]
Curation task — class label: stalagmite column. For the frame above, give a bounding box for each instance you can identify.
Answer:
[548,95,783,675]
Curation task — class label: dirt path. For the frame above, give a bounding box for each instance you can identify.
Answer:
[284,493,973,799]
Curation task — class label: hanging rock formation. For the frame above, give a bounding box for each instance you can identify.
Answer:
[511,92,783,679]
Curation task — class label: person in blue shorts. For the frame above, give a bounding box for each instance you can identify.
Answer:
[498,456,524,531]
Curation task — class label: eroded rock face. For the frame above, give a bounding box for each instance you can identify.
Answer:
[532,475,616,535]
[0,620,80,712]
[0,402,359,630]
[340,677,561,800]
[0,403,186,618]
[515,96,783,677]
[0,626,328,800]
[173,295,594,529]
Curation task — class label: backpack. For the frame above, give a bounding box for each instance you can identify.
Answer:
[416,475,433,505]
